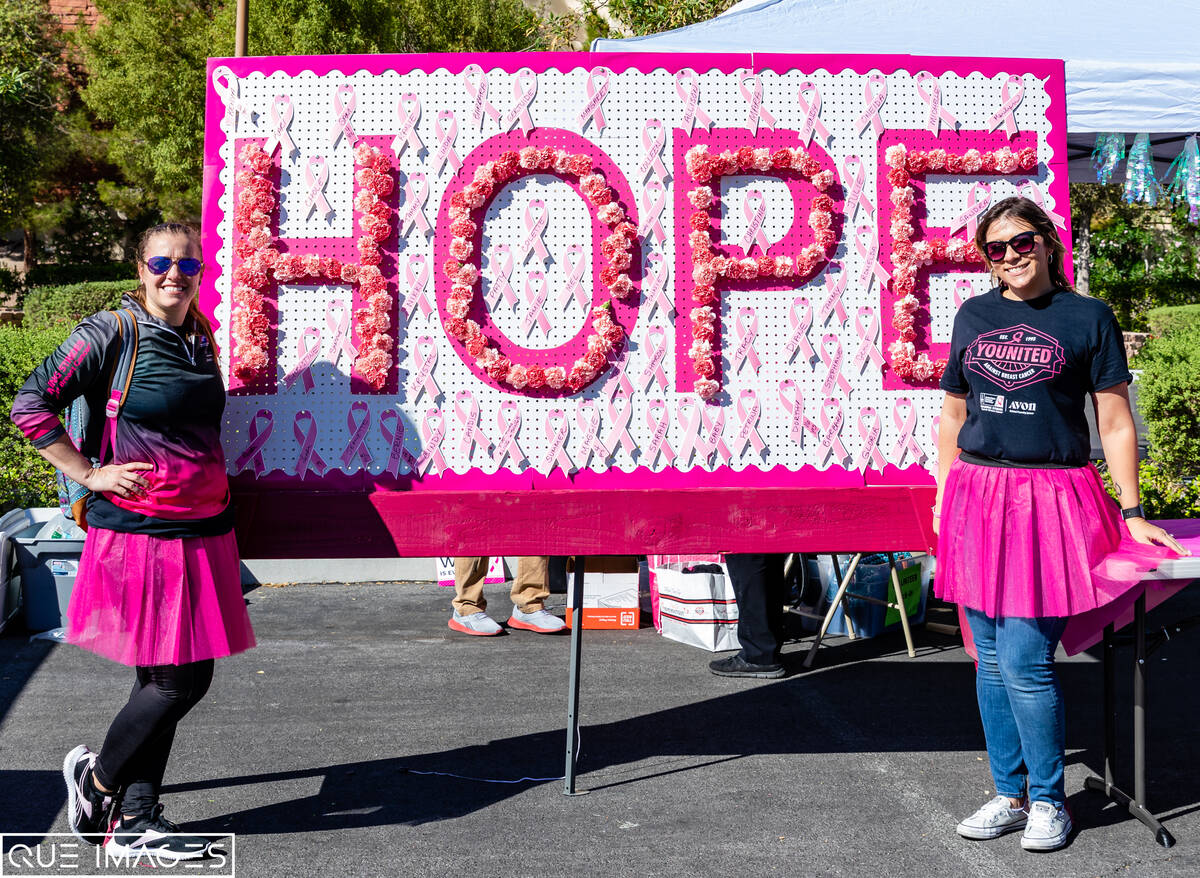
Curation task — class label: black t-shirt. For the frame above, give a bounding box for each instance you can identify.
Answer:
[940,288,1130,466]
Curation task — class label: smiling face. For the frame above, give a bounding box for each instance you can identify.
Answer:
[983,215,1052,301]
[137,231,202,326]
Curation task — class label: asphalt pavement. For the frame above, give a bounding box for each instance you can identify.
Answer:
[1,580,1197,877]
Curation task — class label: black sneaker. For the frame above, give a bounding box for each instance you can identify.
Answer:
[708,654,786,678]
[63,745,114,844]
[104,805,211,861]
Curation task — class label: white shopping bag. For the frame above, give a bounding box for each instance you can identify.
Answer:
[651,564,740,652]
[435,556,506,587]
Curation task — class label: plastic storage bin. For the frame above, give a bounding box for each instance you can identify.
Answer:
[11,509,87,631]
[817,553,931,639]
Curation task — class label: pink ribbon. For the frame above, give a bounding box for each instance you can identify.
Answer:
[264,95,297,160]
[638,325,670,391]
[954,279,976,309]
[779,380,820,447]
[674,70,713,134]
[604,357,634,399]
[605,389,638,457]
[538,409,574,474]
[950,182,992,240]
[578,68,610,134]
[1017,180,1067,230]
[340,401,373,470]
[519,199,550,264]
[820,333,853,398]
[856,225,891,289]
[818,261,849,327]
[645,399,676,465]
[915,72,959,135]
[380,410,418,476]
[283,326,321,392]
[403,255,433,320]
[432,111,462,176]
[855,74,888,139]
[987,75,1024,139]
[454,390,492,459]
[784,297,817,363]
[855,407,887,472]
[414,408,447,476]
[492,401,528,467]
[842,156,875,220]
[639,181,668,244]
[502,68,537,137]
[303,156,334,221]
[521,272,551,338]
[740,190,770,255]
[852,306,885,372]
[234,409,273,477]
[677,398,706,464]
[487,245,517,309]
[797,82,833,147]
[409,336,441,403]
[739,72,777,135]
[325,299,358,368]
[734,390,767,457]
[560,245,588,311]
[701,404,733,465]
[330,84,357,148]
[463,64,501,129]
[576,400,610,463]
[890,397,926,467]
[818,398,850,466]
[294,410,328,479]
[731,307,762,374]
[643,252,673,318]
[637,118,668,183]
[401,172,431,236]
[930,415,941,460]
[211,66,254,133]
[391,93,423,158]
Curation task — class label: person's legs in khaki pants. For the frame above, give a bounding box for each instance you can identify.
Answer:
[452,556,489,616]
[511,556,550,613]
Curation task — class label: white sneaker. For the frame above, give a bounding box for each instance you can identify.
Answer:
[956,795,1028,840]
[448,610,503,636]
[1021,801,1072,852]
[507,605,567,634]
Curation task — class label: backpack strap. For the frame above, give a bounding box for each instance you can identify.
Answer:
[98,309,139,464]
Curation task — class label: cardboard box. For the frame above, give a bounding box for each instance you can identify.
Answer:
[565,559,639,629]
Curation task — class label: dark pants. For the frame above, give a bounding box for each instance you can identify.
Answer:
[726,553,787,665]
[92,660,214,816]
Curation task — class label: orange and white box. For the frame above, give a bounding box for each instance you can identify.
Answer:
[565,556,640,629]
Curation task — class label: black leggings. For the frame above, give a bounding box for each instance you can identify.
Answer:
[91,660,213,816]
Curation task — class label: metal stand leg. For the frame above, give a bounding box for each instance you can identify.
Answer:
[803,553,862,668]
[887,553,916,658]
[1084,596,1175,847]
[563,557,588,796]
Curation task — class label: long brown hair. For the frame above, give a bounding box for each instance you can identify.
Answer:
[973,196,1076,293]
[133,222,218,352]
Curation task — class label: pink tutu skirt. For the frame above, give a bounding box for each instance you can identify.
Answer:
[935,458,1170,619]
[67,526,256,667]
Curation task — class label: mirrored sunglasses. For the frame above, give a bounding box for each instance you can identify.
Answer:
[984,231,1038,262]
[145,256,203,276]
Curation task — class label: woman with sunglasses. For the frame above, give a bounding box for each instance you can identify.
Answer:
[11,222,255,860]
[933,197,1187,852]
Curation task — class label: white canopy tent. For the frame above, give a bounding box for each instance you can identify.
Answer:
[593,0,1200,182]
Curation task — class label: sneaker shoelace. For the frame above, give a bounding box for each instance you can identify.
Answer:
[978,796,1022,824]
[1027,802,1060,831]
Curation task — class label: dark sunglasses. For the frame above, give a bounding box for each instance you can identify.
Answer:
[983,231,1038,262]
[145,256,203,276]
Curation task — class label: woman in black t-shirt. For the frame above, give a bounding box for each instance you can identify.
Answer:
[932,197,1186,851]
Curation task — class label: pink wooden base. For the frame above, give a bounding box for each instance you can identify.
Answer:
[231,480,936,557]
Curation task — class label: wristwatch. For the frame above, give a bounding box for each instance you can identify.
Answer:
[1120,504,1145,521]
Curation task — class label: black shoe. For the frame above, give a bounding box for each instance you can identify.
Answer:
[708,654,785,678]
[63,745,114,844]
[104,805,211,862]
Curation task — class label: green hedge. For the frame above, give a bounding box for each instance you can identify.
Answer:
[1144,304,1200,339]
[22,280,130,330]
[1134,313,1200,483]
[0,323,68,515]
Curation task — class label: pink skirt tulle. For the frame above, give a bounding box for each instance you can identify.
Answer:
[934,458,1171,619]
[67,526,256,667]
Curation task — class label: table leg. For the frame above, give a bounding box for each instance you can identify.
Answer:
[887,552,916,659]
[803,553,862,669]
[563,557,588,796]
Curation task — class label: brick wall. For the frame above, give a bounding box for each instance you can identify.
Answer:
[48,0,98,30]
[1124,332,1149,362]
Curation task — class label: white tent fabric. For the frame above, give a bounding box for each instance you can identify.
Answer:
[593,0,1200,136]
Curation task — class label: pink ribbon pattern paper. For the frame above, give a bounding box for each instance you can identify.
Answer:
[303,156,334,221]
[731,307,762,374]
[325,299,359,368]
[401,173,432,237]
[409,336,441,403]
[339,400,374,470]
[855,406,887,472]
[818,398,851,467]
[414,408,448,476]
[605,388,638,457]
[852,306,886,373]
[643,252,673,318]
[432,111,463,177]
[578,68,610,135]
[778,381,821,448]
[403,255,433,320]
[818,261,849,327]
[639,181,668,244]
[486,244,518,310]
[739,72,777,135]
[1017,180,1067,230]
[855,74,887,140]
[330,84,358,148]
[502,68,537,137]
[820,333,853,398]
[234,409,273,477]
[987,75,1025,139]
[379,409,418,476]
[521,272,552,338]
[454,390,493,461]
[740,190,770,255]
[282,326,322,392]
[734,390,767,457]
[538,409,574,475]
[674,70,714,135]
[264,95,297,161]
[949,182,992,240]
[560,245,589,311]
[391,93,424,158]
[890,397,926,467]
[638,325,670,391]
[915,72,959,135]
[644,399,676,465]
[637,118,669,184]
[576,400,610,465]
[463,64,501,130]
[797,82,833,147]
[519,199,551,265]
[842,156,875,221]
[784,297,817,364]
[855,225,891,289]
[293,410,329,479]
[492,401,528,467]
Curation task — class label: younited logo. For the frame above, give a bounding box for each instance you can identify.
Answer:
[963,324,1065,391]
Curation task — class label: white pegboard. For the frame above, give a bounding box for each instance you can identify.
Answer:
[209,60,1061,480]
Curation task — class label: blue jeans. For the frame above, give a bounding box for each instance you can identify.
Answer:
[964,609,1068,807]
